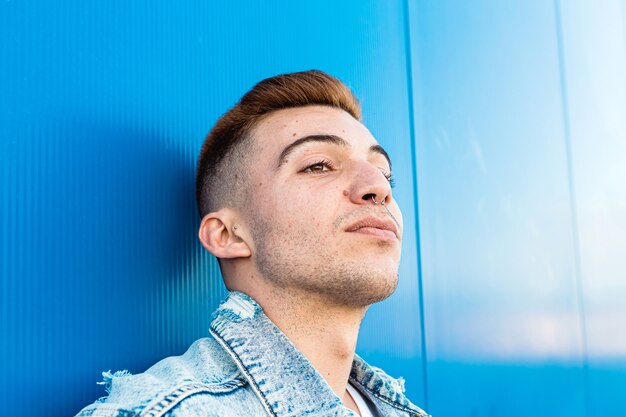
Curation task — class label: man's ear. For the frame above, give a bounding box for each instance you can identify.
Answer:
[198,210,251,259]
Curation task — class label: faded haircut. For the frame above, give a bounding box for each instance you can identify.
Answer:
[196,70,362,218]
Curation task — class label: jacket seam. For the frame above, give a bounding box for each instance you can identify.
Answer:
[76,404,140,417]
[138,380,246,417]
[210,327,276,417]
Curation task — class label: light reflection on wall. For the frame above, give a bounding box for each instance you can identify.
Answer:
[560,0,626,359]
[409,0,626,415]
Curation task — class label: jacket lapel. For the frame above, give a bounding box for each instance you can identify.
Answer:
[210,292,356,417]
[210,292,428,417]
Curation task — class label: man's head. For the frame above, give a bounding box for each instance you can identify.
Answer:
[196,70,361,216]
[197,70,403,308]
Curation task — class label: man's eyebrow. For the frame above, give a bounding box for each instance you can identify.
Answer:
[276,134,393,171]
[370,144,392,171]
[277,134,349,168]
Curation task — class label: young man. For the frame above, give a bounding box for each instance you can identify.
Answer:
[76,70,429,417]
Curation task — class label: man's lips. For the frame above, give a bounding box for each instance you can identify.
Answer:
[344,215,400,240]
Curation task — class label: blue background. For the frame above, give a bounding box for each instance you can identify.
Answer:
[1,0,625,416]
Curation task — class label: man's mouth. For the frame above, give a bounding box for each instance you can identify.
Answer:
[345,215,400,240]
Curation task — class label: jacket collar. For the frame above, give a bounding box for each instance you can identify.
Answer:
[209,291,428,417]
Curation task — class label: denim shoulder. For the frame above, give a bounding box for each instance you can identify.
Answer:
[350,354,430,416]
[75,337,247,417]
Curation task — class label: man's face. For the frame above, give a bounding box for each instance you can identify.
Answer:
[243,105,403,307]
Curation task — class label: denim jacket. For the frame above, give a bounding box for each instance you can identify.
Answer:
[76,291,429,417]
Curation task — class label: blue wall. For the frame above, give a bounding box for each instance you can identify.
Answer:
[1,1,625,416]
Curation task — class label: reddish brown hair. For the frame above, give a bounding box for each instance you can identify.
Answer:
[196,70,361,217]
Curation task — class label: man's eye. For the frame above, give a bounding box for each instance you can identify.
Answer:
[303,160,333,173]
[382,170,396,188]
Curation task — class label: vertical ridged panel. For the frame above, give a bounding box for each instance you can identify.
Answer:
[0,1,425,415]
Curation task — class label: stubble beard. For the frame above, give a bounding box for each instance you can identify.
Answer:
[250,217,399,309]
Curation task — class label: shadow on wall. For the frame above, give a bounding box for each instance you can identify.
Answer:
[3,116,223,416]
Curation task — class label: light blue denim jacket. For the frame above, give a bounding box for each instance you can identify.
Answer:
[77,291,429,417]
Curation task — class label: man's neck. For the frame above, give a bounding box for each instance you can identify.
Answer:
[252,286,367,400]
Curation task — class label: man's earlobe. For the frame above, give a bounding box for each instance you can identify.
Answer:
[198,212,251,259]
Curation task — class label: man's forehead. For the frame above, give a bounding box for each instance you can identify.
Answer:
[253,105,377,149]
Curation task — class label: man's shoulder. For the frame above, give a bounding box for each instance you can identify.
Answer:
[75,337,251,417]
[351,355,430,417]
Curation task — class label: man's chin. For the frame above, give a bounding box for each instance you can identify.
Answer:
[365,274,399,304]
[334,270,399,308]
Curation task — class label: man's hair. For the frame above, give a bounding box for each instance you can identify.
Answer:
[196,70,362,218]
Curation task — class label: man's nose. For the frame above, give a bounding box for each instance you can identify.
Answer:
[347,161,392,206]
